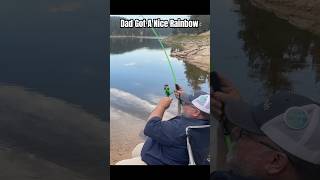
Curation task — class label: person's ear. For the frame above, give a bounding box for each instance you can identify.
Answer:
[194,108,201,117]
[265,151,289,175]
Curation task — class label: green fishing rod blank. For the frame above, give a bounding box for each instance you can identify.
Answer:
[141,15,177,86]
[224,135,232,151]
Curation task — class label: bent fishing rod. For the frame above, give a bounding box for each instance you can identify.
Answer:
[141,15,182,114]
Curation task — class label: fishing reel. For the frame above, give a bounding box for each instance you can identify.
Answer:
[164,84,181,97]
[164,84,172,97]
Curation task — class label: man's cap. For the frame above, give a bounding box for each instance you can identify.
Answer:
[224,91,320,165]
[181,91,210,114]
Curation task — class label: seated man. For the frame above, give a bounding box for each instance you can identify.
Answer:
[211,74,320,180]
[116,89,210,165]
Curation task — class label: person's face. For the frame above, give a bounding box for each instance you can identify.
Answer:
[182,103,200,118]
[226,127,290,178]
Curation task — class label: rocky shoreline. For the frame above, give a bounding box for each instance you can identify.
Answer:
[164,31,210,72]
[249,0,320,36]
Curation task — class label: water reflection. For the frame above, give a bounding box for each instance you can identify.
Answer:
[110,37,210,92]
[236,0,320,96]
[0,0,106,118]
[0,0,106,179]
[184,63,209,91]
[110,38,209,97]
[0,85,106,179]
[213,0,320,105]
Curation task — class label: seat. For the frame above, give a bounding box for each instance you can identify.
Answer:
[186,125,210,165]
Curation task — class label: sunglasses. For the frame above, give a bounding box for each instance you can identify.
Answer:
[181,100,196,107]
[231,127,295,165]
[233,128,282,152]
[181,100,190,106]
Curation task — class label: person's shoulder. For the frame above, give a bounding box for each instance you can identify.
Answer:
[148,116,162,121]
[169,115,194,124]
[181,115,209,125]
[167,115,182,121]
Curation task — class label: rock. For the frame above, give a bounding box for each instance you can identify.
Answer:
[249,0,320,36]
[165,31,210,72]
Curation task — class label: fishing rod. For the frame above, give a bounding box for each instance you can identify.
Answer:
[212,71,233,171]
[212,71,232,151]
[141,15,182,113]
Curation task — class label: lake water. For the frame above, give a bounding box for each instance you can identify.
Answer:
[213,0,320,105]
[110,37,209,116]
[0,0,106,179]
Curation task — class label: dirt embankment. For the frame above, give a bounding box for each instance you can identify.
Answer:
[164,31,210,72]
[249,0,320,36]
[109,88,176,165]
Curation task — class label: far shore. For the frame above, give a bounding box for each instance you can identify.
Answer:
[110,35,167,39]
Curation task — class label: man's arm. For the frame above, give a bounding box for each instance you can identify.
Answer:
[147,97,172,121]
[144,97,177,145]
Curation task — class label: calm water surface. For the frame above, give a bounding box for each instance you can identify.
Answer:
[213,0,320,104]
[110,37,209,116]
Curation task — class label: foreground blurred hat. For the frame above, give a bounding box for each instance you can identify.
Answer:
[224,91,320,165]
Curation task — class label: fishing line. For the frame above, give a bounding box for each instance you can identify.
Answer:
[140,15,177,85]
[141,15,182,115]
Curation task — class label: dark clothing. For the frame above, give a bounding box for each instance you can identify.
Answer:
[141,115,208,165]
[211,171,259,180]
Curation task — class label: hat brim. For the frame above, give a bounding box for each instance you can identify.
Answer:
[180,91,208,105]
[224,99,264,135]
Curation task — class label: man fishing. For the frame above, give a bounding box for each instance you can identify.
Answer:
[116,86,210,165]
[115,17,210,165]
